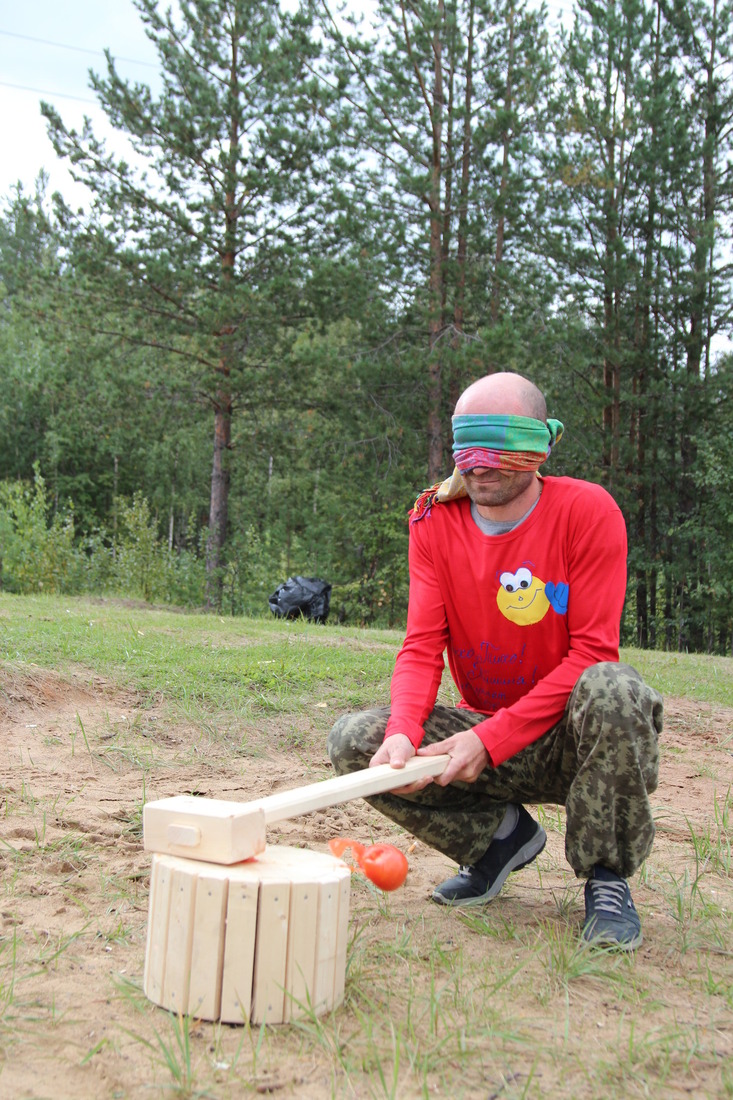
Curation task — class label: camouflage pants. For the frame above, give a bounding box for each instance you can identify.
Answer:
[327,662,663,878]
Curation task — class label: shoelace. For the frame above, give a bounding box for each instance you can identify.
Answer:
[588,878,627,915]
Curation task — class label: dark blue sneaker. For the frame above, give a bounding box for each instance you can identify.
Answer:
[432,805,547,907]
[582,865,642,951]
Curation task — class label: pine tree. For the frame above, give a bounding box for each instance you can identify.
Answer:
[42,0,329,605]
[659,0,733,649]
[316,0,553,481]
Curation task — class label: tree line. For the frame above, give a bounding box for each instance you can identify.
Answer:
[1,0,732,653]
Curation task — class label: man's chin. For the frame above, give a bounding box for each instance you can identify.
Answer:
[467,491,512,509]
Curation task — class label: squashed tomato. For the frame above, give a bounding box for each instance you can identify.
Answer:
[329,837,409,891]
[328,837,366,862]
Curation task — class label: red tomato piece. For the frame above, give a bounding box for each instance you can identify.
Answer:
[328,837,366,862]
[357,844,409,891]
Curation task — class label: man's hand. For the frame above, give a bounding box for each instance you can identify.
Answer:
[417,728,489,785]
[369,733,434,795]
[369,733,415,769]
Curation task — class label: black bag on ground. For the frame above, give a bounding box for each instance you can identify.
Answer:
[268,575,332,623]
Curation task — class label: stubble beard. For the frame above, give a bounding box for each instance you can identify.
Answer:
[462,469,538,512]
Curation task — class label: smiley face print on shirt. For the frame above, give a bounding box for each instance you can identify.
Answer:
[496,565,569,626]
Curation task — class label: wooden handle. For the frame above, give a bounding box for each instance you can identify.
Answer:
[250,754,450,825]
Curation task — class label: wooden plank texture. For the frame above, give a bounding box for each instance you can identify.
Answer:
[143,854,172,1004]
[143,848,353,1025]
[331,874,351,1010]
[187,870,229,1020]
[311,878,340,1015]
[254,755,450,824]
[143,794,266,864]
[251,879,291,1024]
[220,879,259,1024]
[283,879,319,1022]
[162,864,197,1015]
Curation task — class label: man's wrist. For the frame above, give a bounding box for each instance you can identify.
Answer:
[384,721,423,748]
[469,720,496,766]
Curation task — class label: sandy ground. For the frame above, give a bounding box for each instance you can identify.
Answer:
[1,664,732,1099]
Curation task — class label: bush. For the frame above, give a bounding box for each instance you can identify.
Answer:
[220,525,283,617]
[0,465,79,593]
[110,492,167,602]
[0,475,208,607]
[110,493,207,606]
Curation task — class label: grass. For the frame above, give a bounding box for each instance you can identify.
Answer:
[625,647,733,708]
[0,593,398,722]
[0,593,732,1099]
[3,594,733,720]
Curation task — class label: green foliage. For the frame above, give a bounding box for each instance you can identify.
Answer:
[330,502,411,627]
[0,472,207,609]
[0,466,78,594]
[110,493,169,603]
[220,524,283,618]
[38,0,338,597]
[1,0,733,643]
[105,494,208,608]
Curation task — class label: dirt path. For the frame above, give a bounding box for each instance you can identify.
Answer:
[1,665,732,1098]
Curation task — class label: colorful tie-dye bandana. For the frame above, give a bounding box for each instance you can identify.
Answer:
[451,414,564,473]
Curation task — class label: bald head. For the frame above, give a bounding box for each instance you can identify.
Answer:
[455,372,547,422]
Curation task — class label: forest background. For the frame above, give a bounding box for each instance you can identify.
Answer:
[1,0,732,654]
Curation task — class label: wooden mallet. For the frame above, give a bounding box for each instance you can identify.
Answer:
[143,753,449,864]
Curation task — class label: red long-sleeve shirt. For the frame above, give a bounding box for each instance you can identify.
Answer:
[384,476,627,765]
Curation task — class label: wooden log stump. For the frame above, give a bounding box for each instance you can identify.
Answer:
[143,846,351,1025]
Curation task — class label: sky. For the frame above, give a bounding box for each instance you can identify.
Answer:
[2,3,730,359]
[0,0,575,211]
[0,1,161,207]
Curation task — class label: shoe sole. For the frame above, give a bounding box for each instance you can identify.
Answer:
[581,922,643,952]
[582,932,642,952]
[432,826,547,907]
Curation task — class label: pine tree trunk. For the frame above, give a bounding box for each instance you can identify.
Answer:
[491,0,515,327]
[427,0,446,483]
[451,0,474,410]
[205,21,241,608]
[206,386,232,607]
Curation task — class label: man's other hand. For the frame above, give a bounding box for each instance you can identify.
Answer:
[417,728,489,785]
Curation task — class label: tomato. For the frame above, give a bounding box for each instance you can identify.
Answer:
[358,844,409,891]
[328,837,409,891]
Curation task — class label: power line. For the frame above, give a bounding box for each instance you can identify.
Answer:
[0,28,158,68]
[0,78,97,105]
